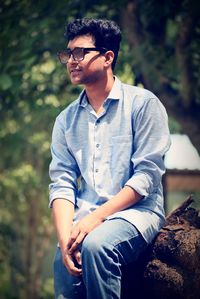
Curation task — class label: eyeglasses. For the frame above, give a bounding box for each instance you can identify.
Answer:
[57,47,107,64]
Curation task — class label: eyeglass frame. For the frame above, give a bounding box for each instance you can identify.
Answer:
[57,47,108,64]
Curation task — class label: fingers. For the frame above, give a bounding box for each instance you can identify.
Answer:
[74,250,82,267]
[67,226,80,250]
[63,251,82,276]
[68,231,86,254]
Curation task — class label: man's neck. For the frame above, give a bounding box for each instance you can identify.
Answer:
[85,74,115,114]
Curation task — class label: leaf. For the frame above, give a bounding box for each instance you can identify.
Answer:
[0,74,12,91]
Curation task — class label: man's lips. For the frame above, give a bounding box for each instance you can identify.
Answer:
[70,69,81,75]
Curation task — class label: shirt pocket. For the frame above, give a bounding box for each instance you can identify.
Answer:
[110,135,133,176]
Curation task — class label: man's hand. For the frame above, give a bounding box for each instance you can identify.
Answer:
[67,212,104,255]
[60,212,103,276]
[67,186,142,258]
[63,186,142,276]
[62,248,82,277]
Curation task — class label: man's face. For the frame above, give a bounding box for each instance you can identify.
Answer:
[66,35,107,86]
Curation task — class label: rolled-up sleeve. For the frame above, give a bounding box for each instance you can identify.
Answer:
[125,96,171,196]
[49,113,80,208]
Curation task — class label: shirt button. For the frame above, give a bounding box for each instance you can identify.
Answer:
[95,169,99,173]
[96,119,100,124]
[96,144,100,148]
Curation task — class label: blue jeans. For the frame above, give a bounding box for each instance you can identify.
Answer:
[53,218,147,299]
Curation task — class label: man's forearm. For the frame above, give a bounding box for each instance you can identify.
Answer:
[67,186,142,254]
[52,198,74,252]
[93,185,142,221]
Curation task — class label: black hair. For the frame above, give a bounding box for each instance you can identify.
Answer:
[64,18,121,70]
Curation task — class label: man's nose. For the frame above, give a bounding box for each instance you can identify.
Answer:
[68,55,79,65]
[66,56,78,70]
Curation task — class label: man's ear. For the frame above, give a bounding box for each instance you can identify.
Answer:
[104,50,114,67]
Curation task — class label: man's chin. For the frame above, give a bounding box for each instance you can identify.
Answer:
[70,78,82,85]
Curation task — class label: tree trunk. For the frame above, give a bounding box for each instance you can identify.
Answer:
[121,196,200,299]
[120,1,200,155]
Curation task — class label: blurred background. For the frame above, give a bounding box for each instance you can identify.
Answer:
[0,0,200,298]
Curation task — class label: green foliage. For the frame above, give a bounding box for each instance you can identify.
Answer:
[0,1,76,297]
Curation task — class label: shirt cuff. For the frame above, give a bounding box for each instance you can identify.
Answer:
[49,188,76,208]
[125,172,152,197]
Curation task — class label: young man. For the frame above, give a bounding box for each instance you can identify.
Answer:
[49,18,171,299]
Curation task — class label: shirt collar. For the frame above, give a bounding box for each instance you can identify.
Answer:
[78,90,88,107]
[106,76,122,101]
[78,76,122,107]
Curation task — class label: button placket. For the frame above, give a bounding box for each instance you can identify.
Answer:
[93,118,102,188]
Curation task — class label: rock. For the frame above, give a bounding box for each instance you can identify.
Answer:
[121,196,200,299]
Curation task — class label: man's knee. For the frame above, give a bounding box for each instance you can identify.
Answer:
[81,229,111,259]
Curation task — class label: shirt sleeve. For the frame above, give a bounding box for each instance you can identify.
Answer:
[49,113,80,208]
[125,95,171,196]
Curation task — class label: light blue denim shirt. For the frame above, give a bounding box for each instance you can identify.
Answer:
[49,77,171,243]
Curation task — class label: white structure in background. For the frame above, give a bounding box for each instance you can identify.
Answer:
[164,134,200,213]
[165,134,200,170]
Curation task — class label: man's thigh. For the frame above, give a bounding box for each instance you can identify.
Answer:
[82,218,147,265]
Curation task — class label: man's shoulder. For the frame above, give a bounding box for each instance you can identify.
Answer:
[120,81,158,110]
[54,95,82,130]
[121,81,156,100]
[64,97,80,112]
[57,96,81,118]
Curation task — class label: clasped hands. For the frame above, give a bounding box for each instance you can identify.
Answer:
[62,212,104,276]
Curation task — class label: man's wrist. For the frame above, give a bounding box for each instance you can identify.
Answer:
[60,243,68,256]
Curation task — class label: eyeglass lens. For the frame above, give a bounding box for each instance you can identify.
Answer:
[58,47,107,64]
[60,48,84,63]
